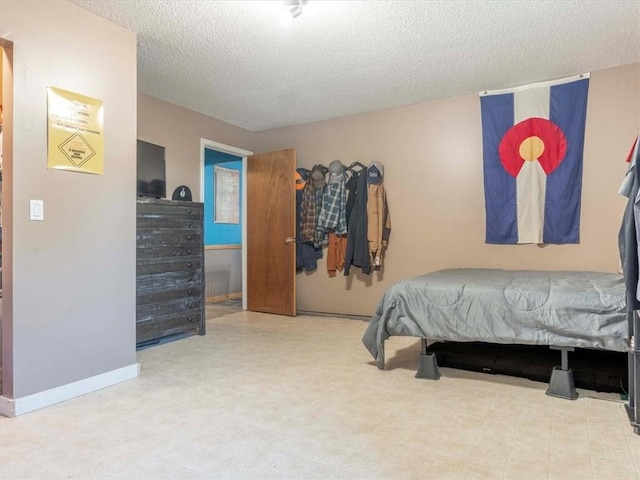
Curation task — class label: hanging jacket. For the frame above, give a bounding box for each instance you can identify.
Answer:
[296,168,321,272]
[345,170,358,225]
[344,170,371,275]
[619,134,640,311]
[300,181,324,248]
[317,174,347,237]
[367,183,391,270]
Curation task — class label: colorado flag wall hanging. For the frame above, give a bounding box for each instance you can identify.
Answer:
[480,74,589,244]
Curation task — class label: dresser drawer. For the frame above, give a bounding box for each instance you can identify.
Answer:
[137,214,202,230]
[136,309,204,344]
[136,230,202,247]
[136,257,202,275]
[137,269,202,292]
[137,245,200,259]
[136,296,203,322]
[137,285,202,307]
[137,201,202,218]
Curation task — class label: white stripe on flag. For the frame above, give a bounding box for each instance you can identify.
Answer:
[513,85,550,243]
[514,87,550,123]
[516,161,546,243]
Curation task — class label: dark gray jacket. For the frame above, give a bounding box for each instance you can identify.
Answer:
[344,170,371,275]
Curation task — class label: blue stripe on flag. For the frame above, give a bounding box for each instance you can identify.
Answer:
[543,78,589,244]
[481,93,517,244]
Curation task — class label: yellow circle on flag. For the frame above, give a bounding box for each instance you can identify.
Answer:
[519,135,545,162]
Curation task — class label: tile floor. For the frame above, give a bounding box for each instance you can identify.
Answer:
[1,309,639,479]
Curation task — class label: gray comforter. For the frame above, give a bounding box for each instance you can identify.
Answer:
[363,269,628,368]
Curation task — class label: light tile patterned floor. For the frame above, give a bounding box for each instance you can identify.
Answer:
[1,310,639,479]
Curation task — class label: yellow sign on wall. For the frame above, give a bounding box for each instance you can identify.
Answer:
[47,87,104,175]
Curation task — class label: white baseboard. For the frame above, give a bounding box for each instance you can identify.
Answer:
[0,363,140,417]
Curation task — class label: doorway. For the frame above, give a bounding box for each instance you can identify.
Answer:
[200,141,297,316]
[200,139,252,311]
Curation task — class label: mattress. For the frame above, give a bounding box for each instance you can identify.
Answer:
[363,269,629,368]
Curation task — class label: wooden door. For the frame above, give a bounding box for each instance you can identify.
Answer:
[246,149,296,316]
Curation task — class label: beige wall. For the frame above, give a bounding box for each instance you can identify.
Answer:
[137,94,254,201]
[1,0,138,400]
[255,64,640,316]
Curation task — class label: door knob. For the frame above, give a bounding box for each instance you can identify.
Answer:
[284,236,296,244]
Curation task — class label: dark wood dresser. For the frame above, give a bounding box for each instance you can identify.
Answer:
[136,197,205,346]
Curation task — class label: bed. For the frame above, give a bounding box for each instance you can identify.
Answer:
[362,269,629,399]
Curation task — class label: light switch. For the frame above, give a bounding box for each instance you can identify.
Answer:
[30,199,44,221]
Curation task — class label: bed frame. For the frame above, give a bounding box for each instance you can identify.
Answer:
[415,339,579,400]
[363,269,631,409]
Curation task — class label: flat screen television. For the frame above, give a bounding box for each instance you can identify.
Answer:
[137,139,166,198]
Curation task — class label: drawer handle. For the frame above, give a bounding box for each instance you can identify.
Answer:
[188,263,193,268]
[187,222,192,227]
[188,289,193,295]
[187,249,192,255]
[188,276,193,282]
[187,209,192,214]
[187,235,192,241]
[187,303,193,309]
[187,316,193,322]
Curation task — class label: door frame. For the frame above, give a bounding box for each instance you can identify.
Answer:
[199,138,253,311]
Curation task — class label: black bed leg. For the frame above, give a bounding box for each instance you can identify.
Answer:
[416,339,441,380]
[545,346,578,400]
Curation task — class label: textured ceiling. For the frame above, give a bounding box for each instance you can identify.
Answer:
[71,0,640,132]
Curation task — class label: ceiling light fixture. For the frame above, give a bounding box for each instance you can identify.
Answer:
[280,0,309,26]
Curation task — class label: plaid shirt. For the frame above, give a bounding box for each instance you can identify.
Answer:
[318,176,347,236]
[300,183,323,244]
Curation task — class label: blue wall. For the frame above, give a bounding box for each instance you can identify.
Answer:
[204,149,242,245]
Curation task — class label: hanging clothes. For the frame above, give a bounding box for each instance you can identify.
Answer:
[345,161,365,224]
[300,182,318,244]
[300,167,325,250]
[317,161,347,243]
[366,162,391,271]
[617,133,640,434]
[619,134,640,311]
[295,168,321,272]
[344,169,371,275]
[327,232,347,277]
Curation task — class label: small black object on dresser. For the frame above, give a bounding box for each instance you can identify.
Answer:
[171,185,193,201]
[136,197,205,346]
